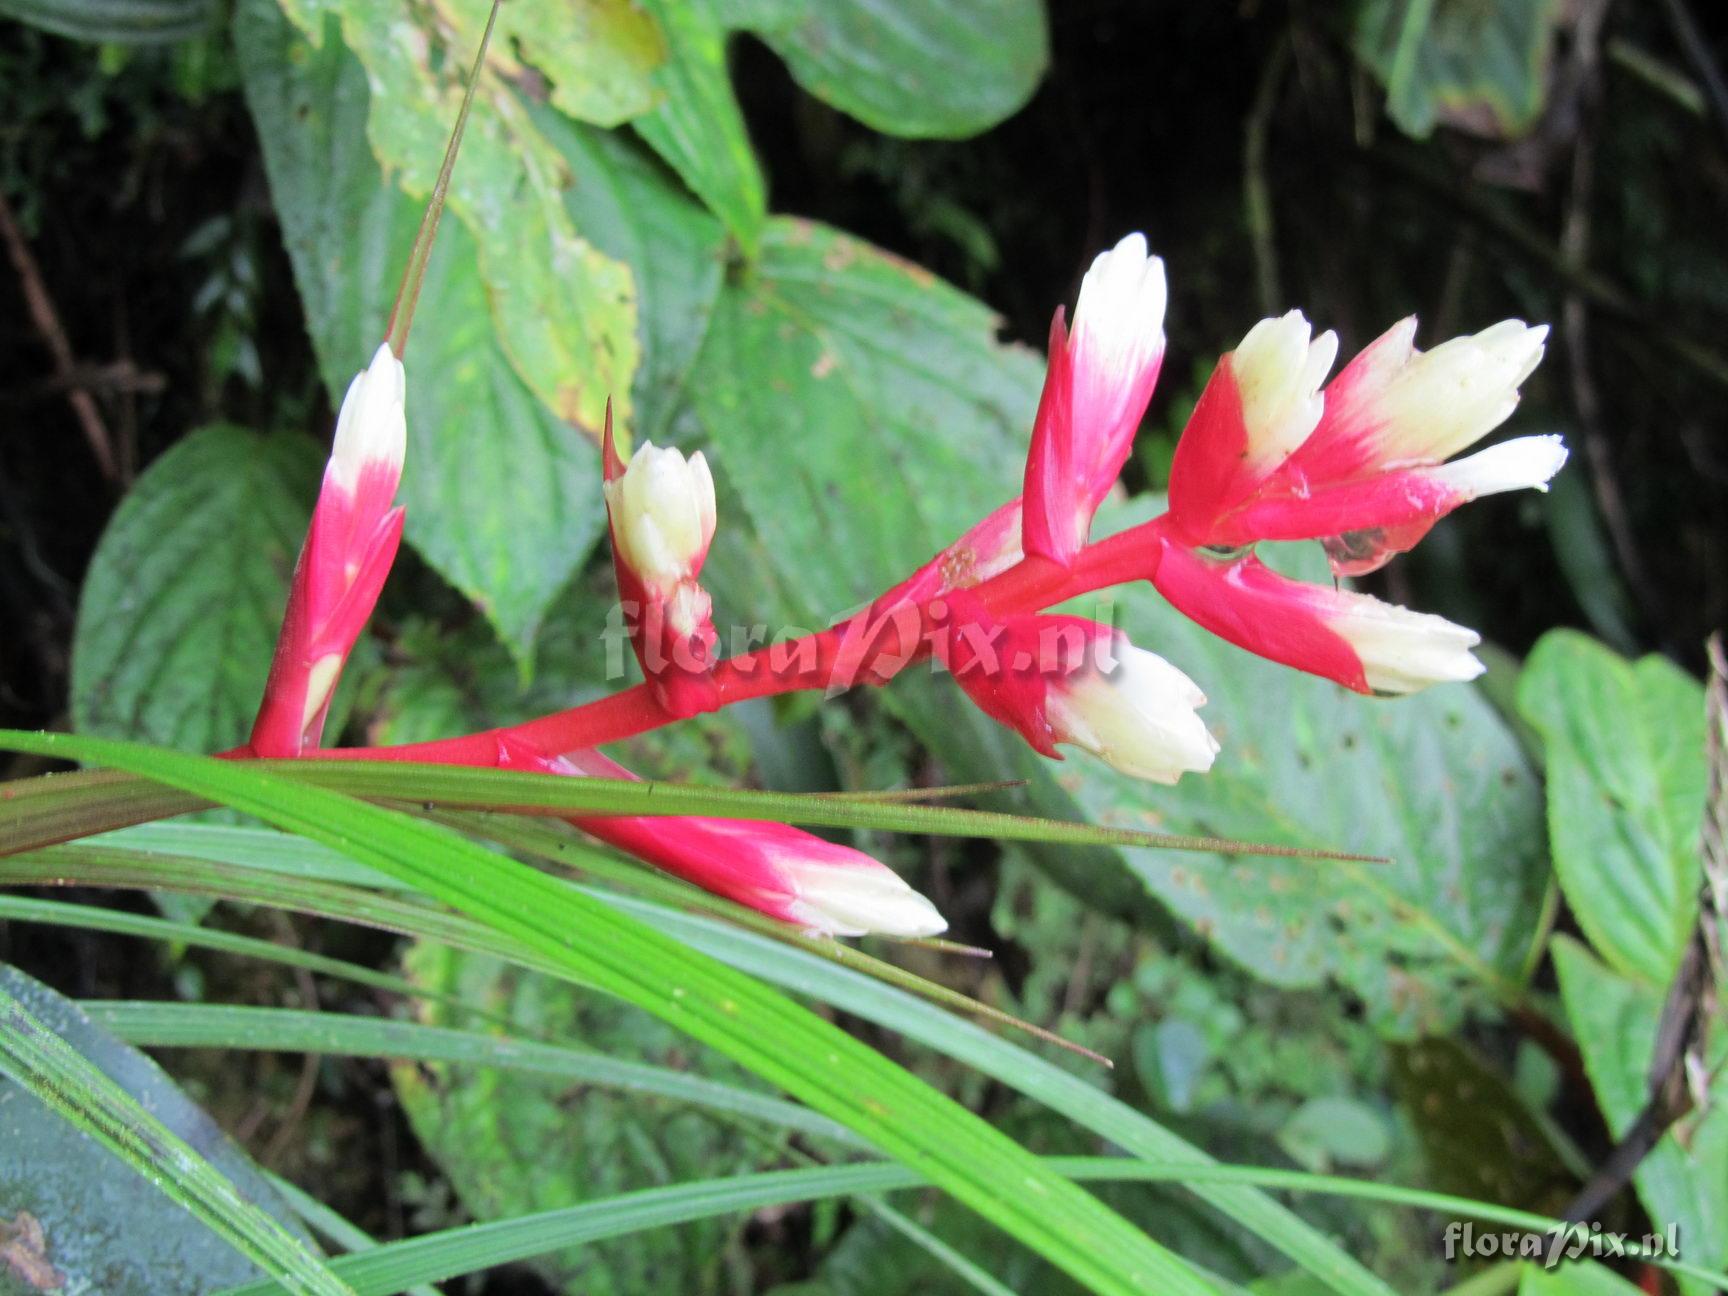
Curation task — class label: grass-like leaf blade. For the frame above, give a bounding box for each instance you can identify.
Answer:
[0,728,1216,1296]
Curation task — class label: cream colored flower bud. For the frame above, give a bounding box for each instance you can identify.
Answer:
[1047,641,1220,784]
[1231,311,1338,470]
[328,342,406,492]
[604,441,717,596]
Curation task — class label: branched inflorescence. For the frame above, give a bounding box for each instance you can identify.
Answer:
[240,226,1565,939]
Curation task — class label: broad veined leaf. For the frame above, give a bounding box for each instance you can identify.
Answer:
[527,105,729,446]
[1002,545,1546,1035]
[630,0,1049,248]
[263,0,642,440]
[0,965,335,1295]
[393,945,781,1296]
[0,0,211,42]
[0,730,1222,1296]
[1354,0,1564,140]
[70,424,319,753]
[1552,936,1728,1296]
[236,0,609,663]
[735,0,1050,139]
[632,0,767,253]
[1518,630,1705,987]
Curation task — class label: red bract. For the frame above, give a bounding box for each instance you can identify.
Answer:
[1023,233,1167,566]
[520,747,945,938]
[250,343,406,757]
[1167,313,1562,574]
[934,591,1217,783]
[1148,534,1483,696]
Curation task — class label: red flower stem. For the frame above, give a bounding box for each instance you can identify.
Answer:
[304,516,1169,765]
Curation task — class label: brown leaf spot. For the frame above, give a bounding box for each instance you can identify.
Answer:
[1,1211,65,1291]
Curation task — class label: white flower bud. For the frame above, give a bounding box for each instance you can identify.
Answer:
[328,342,406,492]
[1047,641,1220,784]
[1231,311,1338,470]
[604,441,717,596]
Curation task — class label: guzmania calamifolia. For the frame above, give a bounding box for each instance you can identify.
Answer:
[246,231,1563,940]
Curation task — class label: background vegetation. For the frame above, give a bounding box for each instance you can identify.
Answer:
[1,0,1725,1293]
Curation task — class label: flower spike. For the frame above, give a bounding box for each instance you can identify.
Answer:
[603,410,721,716]
[250,343,407,755]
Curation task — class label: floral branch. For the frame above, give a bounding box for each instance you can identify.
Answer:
[240,51,1568,944]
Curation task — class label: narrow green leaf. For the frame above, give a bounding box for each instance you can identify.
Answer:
[0,729,1217,1296]
[0,975,353,1296]
[0,0,212,42]
[266,1176,439,1296]
[212,1157,1728,1296]
[5,822,1384,1295]
[86,1001,864,1149]
[0,757,1376,863]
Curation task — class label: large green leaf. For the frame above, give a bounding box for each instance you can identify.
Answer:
[393,945,778,1296]
[1552,936,1728,1295]
[1353,0,1564,140]
[235,0,611,662]
[70,424,319,752]
[0,0,211,41]
[629,0,1049,249]
[0,965,335,1295]
[632,0,767,253]
[737,0,1049,139]
[265,0,641,438]
[1518,630,1705,987]
[528,106,730,446]
[0,729,1219,1296]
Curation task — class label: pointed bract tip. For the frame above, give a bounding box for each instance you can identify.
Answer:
[1047,639,1219,784]
[603,440,718,595]
[602,400,625,482]
[1318,590,1484,695]
[328,341,407,492]
[784,859,948,938]
[1231,311,1336,469]
[1430,434,1568,499]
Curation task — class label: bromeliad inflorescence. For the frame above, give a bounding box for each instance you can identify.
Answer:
[240,35,1565,940]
